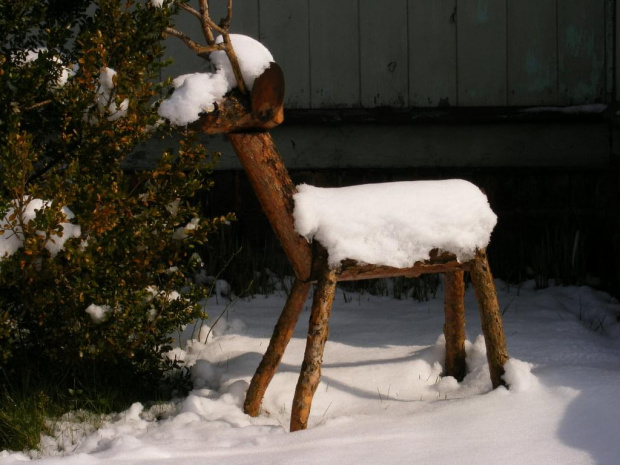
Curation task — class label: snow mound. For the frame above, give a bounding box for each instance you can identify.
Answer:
[293,179,497,268]
[210,34,273,91]
[158,34,273,125]
[502,359,538,392]
[158,72,228,126]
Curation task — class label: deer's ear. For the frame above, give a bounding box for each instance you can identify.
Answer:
[251,62,285,124]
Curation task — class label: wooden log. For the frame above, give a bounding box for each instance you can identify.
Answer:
[290,265,338,432]
[443,270,466,381]
[335,250,468,282]
[469,248,509,388]
[228,132,313,281]
[191,63,285,134]
[244,279,311,417]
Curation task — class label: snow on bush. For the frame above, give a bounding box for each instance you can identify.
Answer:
[23,48,75,88]
[85,304,112,323]
[293,179,497,268]
[0,198,81,260]
[158,34,273,125]
[97,67,129,121]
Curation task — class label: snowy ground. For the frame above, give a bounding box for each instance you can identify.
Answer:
[2,279,620,465]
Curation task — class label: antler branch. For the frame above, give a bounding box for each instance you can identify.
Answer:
[165,0,248,95]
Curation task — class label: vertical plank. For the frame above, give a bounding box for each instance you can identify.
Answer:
[409,0,457,107]
[359,0,408,107]
[507,0,557,106]
[616,0,620,101]
[309,0,361,108]
[605,0,614,103]
[259,0,311,108]
[457,0,507,106]
[558,0,605,105]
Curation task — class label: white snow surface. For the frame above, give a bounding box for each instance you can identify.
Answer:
[158,34,273,125]
[0,198,81,259]
[97,67,129,121]
[2,280,620,464]
[294,180,497,268]
[210,34,274,91]
[84,304,112,323]
[158,72,229,126]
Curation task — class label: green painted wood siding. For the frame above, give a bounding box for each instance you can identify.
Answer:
[165,0,612,108]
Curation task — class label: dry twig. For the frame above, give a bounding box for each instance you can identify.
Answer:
[165,0,248,95]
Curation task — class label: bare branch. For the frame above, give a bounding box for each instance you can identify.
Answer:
[199,0,215,44]
[222,0,233,29]
[204,16,226,35]
[165,27,202,53]
[168,1,249,95]
[221,33,247,95]
[164,27,227,58]
[177,3,201,20]
[24,100,53,112]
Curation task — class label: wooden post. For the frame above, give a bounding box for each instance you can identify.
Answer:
[228,132,313,282]
[244,279,311,417]
[469,249,509,388]
[290,266,338,432]
[443,270,466,381]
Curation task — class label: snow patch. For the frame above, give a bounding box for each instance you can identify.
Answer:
[502,359,538,392]
[210,34,273,91]
[158,34,273,125]
[85,304,112,323]
[293,180,497,268]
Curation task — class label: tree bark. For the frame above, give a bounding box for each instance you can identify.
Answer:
[443,270,466,381]
[336,252,467,282]
[469,249,509,388]
[290,266,338,432]
[244,279,311,417]
[228,132,313,281]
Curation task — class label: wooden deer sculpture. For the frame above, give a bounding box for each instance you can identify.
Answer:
[191,66,509,431]
[167,0,509,432]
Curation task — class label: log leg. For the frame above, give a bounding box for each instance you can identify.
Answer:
[244,279,311,417]
[290,267,338,432]
[443,270,466,381]
[469,249,509,388]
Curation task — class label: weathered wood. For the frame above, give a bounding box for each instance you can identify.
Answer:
[290,265,338,432]
[469,248,509,388]
[558,0,605,105]
[259,0,310,108]
[507,0,557,106]
[408,0,457,107]
[191,63,284,134]
[244,279,311,417]
[359,0,408,107]
[335,251,468,282]
[443,270,466,380]
[227,132,313,281]
[308,0,360,108]
[457,0,507,106]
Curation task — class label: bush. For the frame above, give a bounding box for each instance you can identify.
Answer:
[0,0,231,391]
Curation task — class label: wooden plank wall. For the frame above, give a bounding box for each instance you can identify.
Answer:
[165,0,611,108]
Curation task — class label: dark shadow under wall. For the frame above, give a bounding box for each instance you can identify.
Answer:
[203,166,617,296]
